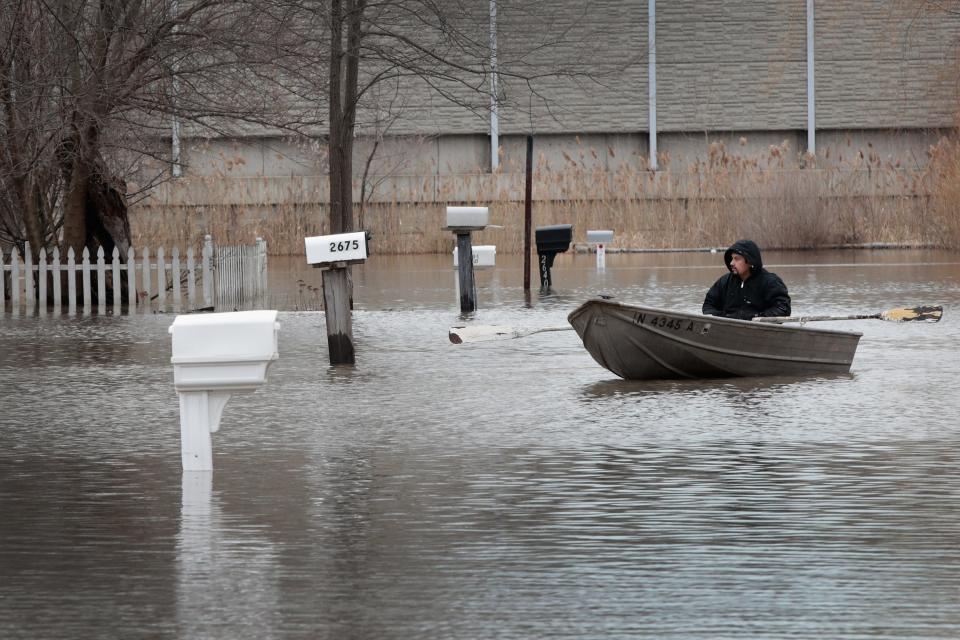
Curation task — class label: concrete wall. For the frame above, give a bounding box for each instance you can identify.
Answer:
[816,1,960,128]
[157,127,943,185]
[138,0,960,201]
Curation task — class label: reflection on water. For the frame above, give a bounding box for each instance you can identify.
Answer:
[2,249,960,639]
[177,473,281,638]
[580,372,856,399]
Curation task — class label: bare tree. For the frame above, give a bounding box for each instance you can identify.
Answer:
[2,0,623,264]
[0,0,63,254]
[257,0,607,235]
[1,0,300,263]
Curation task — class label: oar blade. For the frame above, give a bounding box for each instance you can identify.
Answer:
[880,305,943,323]
[449,325,518,344]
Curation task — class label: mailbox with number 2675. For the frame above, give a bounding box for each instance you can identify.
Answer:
[305,231,368,267]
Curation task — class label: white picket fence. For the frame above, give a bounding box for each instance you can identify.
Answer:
[215,239,269,310]
[0,235,267,315]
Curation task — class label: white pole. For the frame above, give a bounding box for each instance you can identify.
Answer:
[806,0,815,156]
[648,0,657,171]
[171,0,182,177]
[489,0,499,171]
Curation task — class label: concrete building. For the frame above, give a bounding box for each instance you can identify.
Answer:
[148,0,960,206]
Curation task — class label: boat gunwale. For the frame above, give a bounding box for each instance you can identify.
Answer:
[567,299,864,339]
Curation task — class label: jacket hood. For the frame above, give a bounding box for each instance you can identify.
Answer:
[723,239,763,271]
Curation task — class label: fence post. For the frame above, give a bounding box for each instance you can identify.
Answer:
[157,247,167,312]
[96,246,106,315]
[24,241,34,311]
[52,248,61,313]
[141,247,151,313]
[186,247,196,307]
[126,247,136,313]
[82,247,92,315]
[172,247,182,312]
[67,248,77,315]
[11,249,20,310]
[257,237,268,295]
[112,247,121,314]
[38,248,47,315]
[214,244,224,308]
[202,235,213,308]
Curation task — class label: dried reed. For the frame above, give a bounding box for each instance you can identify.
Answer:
[129,139,951,254]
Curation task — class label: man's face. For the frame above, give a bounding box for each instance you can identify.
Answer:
[729,253,751,279]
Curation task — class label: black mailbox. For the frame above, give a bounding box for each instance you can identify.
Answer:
[534,224,573,291]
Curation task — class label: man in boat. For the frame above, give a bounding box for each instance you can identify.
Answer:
[702,239,791,320]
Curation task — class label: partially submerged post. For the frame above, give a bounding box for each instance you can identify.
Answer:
[535,224,573,293]
[444,206,489,313]
[453,244,496,305]
[523,136,533,295]
[586,229,614,271]
[169,310,280,471]
[305,231,369,365]
[454,245,496,270]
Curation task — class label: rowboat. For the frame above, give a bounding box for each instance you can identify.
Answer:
[567,298,862,380]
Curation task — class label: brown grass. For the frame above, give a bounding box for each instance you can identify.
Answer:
[129,139,953,254]
[923,134,960,247]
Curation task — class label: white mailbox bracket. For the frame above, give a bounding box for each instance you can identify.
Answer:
[169,310,280,471]
[305,231,368,269]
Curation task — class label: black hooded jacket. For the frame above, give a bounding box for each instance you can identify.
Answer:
[702,239,791,320]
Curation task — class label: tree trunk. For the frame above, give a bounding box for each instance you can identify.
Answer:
[61,149,90,256]
[13,176,45,252]
[59,122,132,303]
[328,0,346,235]
[327,0,364,235]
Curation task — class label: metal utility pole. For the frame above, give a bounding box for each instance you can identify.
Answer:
[489,0,500,171]
[806,0,816,156]
[648,0,657,170]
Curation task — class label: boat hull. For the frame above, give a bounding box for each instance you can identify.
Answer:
[567,300,862,380]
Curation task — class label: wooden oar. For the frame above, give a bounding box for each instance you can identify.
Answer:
[753,305,943,324]
[448,324,573,344]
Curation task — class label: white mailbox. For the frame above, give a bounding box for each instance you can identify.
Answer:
[586,230,614,244]
[445,206,489,231]
[586,230,614,271]
[305,231,368,266]
[453,245,496,269]
[169,310,280,471]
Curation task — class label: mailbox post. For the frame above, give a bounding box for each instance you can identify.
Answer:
[169,310,280,471]
[535,224,573,292]
[586,229,614,270]
[453,245,496,306]
[305,231,368,365]
[444,206,489,312]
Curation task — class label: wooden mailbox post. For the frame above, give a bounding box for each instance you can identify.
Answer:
[305,231,368,365]
[444,206,489,313]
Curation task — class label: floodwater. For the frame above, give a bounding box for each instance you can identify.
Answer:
[2,249,960,639]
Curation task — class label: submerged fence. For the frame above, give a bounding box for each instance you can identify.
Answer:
[0,236,267,315]
[214,240,268,310]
